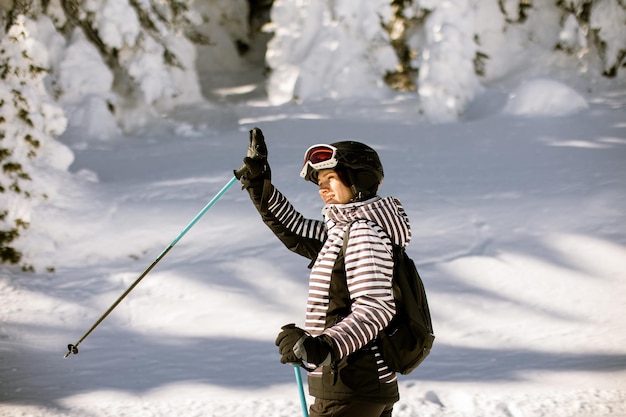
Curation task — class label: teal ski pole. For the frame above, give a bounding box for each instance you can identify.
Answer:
[294,364,309,417]
[64,176,238,358]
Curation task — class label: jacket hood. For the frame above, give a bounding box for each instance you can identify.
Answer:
[322,196,411,248]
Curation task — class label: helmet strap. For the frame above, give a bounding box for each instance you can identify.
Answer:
[342,168,361,202]
[351,188,364,202]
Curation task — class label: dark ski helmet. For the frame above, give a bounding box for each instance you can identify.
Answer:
[300,141,384,201]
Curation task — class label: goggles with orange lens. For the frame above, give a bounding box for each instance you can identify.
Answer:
[299,144,339,179]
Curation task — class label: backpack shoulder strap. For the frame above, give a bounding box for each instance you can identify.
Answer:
[342,219,398,258]
[341,220,358,254]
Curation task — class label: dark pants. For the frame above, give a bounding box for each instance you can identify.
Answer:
[310,398,394,417]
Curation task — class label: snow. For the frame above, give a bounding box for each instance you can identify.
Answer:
[1,2,626,417]
[502,78,589,116]
[87,0,141,50]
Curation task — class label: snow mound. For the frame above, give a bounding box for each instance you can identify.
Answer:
[503,78,589,117]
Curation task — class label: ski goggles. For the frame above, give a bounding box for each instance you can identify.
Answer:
[300,144,339,179]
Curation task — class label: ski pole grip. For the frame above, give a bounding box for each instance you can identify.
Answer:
[233,164,247,180]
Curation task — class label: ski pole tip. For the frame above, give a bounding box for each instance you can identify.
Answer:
[64,344,79,358]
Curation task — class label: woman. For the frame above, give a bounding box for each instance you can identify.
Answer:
[236,128,411,417]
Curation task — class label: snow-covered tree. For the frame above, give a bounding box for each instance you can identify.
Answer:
[263,0,625,119]
[556,0,626,77]
[0,15,69,269]
[265,0,398,105]
[50,0,207,132]
[0,1,255,268]
[1,0,214,134]
[413,0,482,122]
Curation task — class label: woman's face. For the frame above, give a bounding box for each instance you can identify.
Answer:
[317,169,354,204]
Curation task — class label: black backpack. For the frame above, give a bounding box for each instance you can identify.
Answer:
[341,222,435,375]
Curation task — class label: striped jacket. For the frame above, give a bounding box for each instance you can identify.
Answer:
[248,181,411,402]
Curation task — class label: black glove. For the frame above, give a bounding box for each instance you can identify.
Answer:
[275,324,333,366]
[275,324,306,364]
[234,127,270,186]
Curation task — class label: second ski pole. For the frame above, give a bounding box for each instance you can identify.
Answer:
[294,364,309,417]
